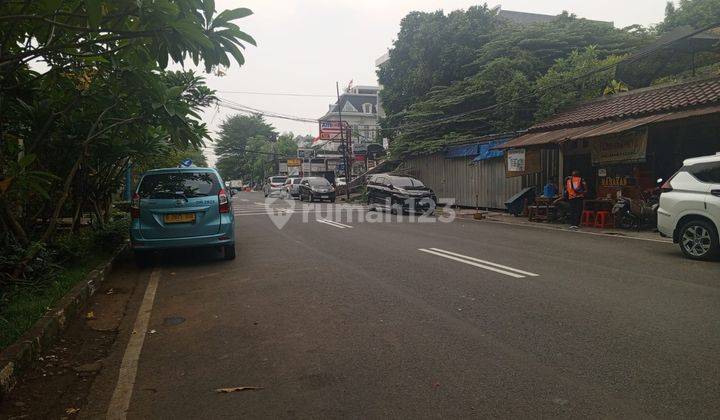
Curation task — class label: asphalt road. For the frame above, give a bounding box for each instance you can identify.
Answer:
[85,192,720,419]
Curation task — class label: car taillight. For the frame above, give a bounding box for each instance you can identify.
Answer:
[131,193,140,219]
[660,177,674,193]
[218,188,229,213]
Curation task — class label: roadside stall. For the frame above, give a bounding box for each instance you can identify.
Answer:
[497,77,720,229]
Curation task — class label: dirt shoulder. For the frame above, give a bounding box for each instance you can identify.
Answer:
[0,259,143,420]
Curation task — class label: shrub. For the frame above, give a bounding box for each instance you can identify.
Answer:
[93,215,129,251]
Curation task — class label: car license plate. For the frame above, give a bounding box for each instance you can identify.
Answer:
[164,213,195,224]
[321,195,328,198]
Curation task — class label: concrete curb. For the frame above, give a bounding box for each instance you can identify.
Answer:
[0,244,129,400]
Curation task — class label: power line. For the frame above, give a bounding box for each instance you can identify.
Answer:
[217,90,336,98]
[215,98,319,123]
[382,22,720,133]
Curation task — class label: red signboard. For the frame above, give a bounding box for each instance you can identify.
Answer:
[319,120,349,134]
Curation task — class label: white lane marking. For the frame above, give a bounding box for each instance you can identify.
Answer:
[234,212,311,217]
[316,218,353,229]
[418,248,526,278]
[429,248,539,277]
[106,267,161,420]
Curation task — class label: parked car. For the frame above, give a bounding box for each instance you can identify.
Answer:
[657,152,720,260]
[263,175,287,197]
[284,177,302,199]
[336,177,346,187]
[298,177,336,202]
[130,167,235,266]
[367,174,437,214]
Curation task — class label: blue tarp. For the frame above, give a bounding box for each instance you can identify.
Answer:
[473,139,510,162]
[445,143,481,158]
[443,136,515,160]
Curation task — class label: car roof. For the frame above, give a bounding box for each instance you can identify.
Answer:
[143,167,218,175]
[683,152,720,166]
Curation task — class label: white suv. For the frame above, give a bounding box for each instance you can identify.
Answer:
[658,152,720,260]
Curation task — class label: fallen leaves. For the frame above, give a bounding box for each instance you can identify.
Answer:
[215,386,263,393]
[65,407,80,414]
[85,311,95,320]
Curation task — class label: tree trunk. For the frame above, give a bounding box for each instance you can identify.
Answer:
[0,198,29,246]
[90,198,105,230]
[11,150,84,278]
[71,197,84,232]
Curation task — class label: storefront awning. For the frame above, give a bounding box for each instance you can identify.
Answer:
[497,105,720,149]
[496,125,603,149]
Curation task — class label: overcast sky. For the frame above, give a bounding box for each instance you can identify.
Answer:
[200,0,670,164]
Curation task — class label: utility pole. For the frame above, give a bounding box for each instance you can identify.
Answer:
[336,82,351,201]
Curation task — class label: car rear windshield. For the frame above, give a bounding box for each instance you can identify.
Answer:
[392,177,424,188]
[138,172,220,199]
[271,177,287,183]
[291,178,302,184]
[686,162,720,183]
[309,178,330,186]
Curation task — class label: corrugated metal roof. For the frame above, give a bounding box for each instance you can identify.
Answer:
[497,104,720,149]
[497,125,603,149]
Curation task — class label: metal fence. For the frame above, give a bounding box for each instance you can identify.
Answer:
[400,154,522,209]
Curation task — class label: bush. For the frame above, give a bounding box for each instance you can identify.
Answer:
[93,215,129,251]
[0,237,60,296]
[53,230,94,263]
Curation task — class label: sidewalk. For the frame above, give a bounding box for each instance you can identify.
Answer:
[454,208,671,243]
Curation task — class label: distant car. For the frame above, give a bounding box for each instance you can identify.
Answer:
[367,174,437,215]
[263,176,287,197]
[658,152,720,260]
[130,167,235,266]
[298,177,336,202]
[284,177,302,198]
[336,177,346,187]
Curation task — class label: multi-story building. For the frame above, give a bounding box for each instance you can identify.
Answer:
[317,85,383,152]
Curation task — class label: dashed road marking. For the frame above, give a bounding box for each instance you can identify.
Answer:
[316,218,353,229]
[418,248,538,278]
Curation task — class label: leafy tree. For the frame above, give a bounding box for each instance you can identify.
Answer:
[377,5,505,115]
[0,0,255,281]
[659,0,720,32]
[214,114,277,180]
[534,47,625,121]
[380,12,650,157]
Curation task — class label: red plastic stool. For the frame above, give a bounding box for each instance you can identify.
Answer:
[581,210,595,227]
[594,211,612,228]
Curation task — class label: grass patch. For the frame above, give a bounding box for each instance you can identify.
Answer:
[0,251,111,349]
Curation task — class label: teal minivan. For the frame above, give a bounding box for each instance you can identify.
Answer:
[130,167,235,265]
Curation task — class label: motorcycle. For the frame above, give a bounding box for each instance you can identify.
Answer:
[611,179,662,230]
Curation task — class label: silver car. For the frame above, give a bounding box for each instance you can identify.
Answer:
[283,177,302,198]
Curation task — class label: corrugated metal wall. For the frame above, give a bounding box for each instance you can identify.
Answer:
[401,154,522,209]
[522,148,560,191]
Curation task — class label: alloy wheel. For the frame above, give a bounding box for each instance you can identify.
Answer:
[682,225,712,257]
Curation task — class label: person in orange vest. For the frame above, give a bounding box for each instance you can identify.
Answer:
[565,170,588,230]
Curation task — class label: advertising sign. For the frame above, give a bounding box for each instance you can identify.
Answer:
[507,149,526,172]
[591,129,648,165]
[298,149,315,159]
[287,158,302,167]
[319,120,349,133]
